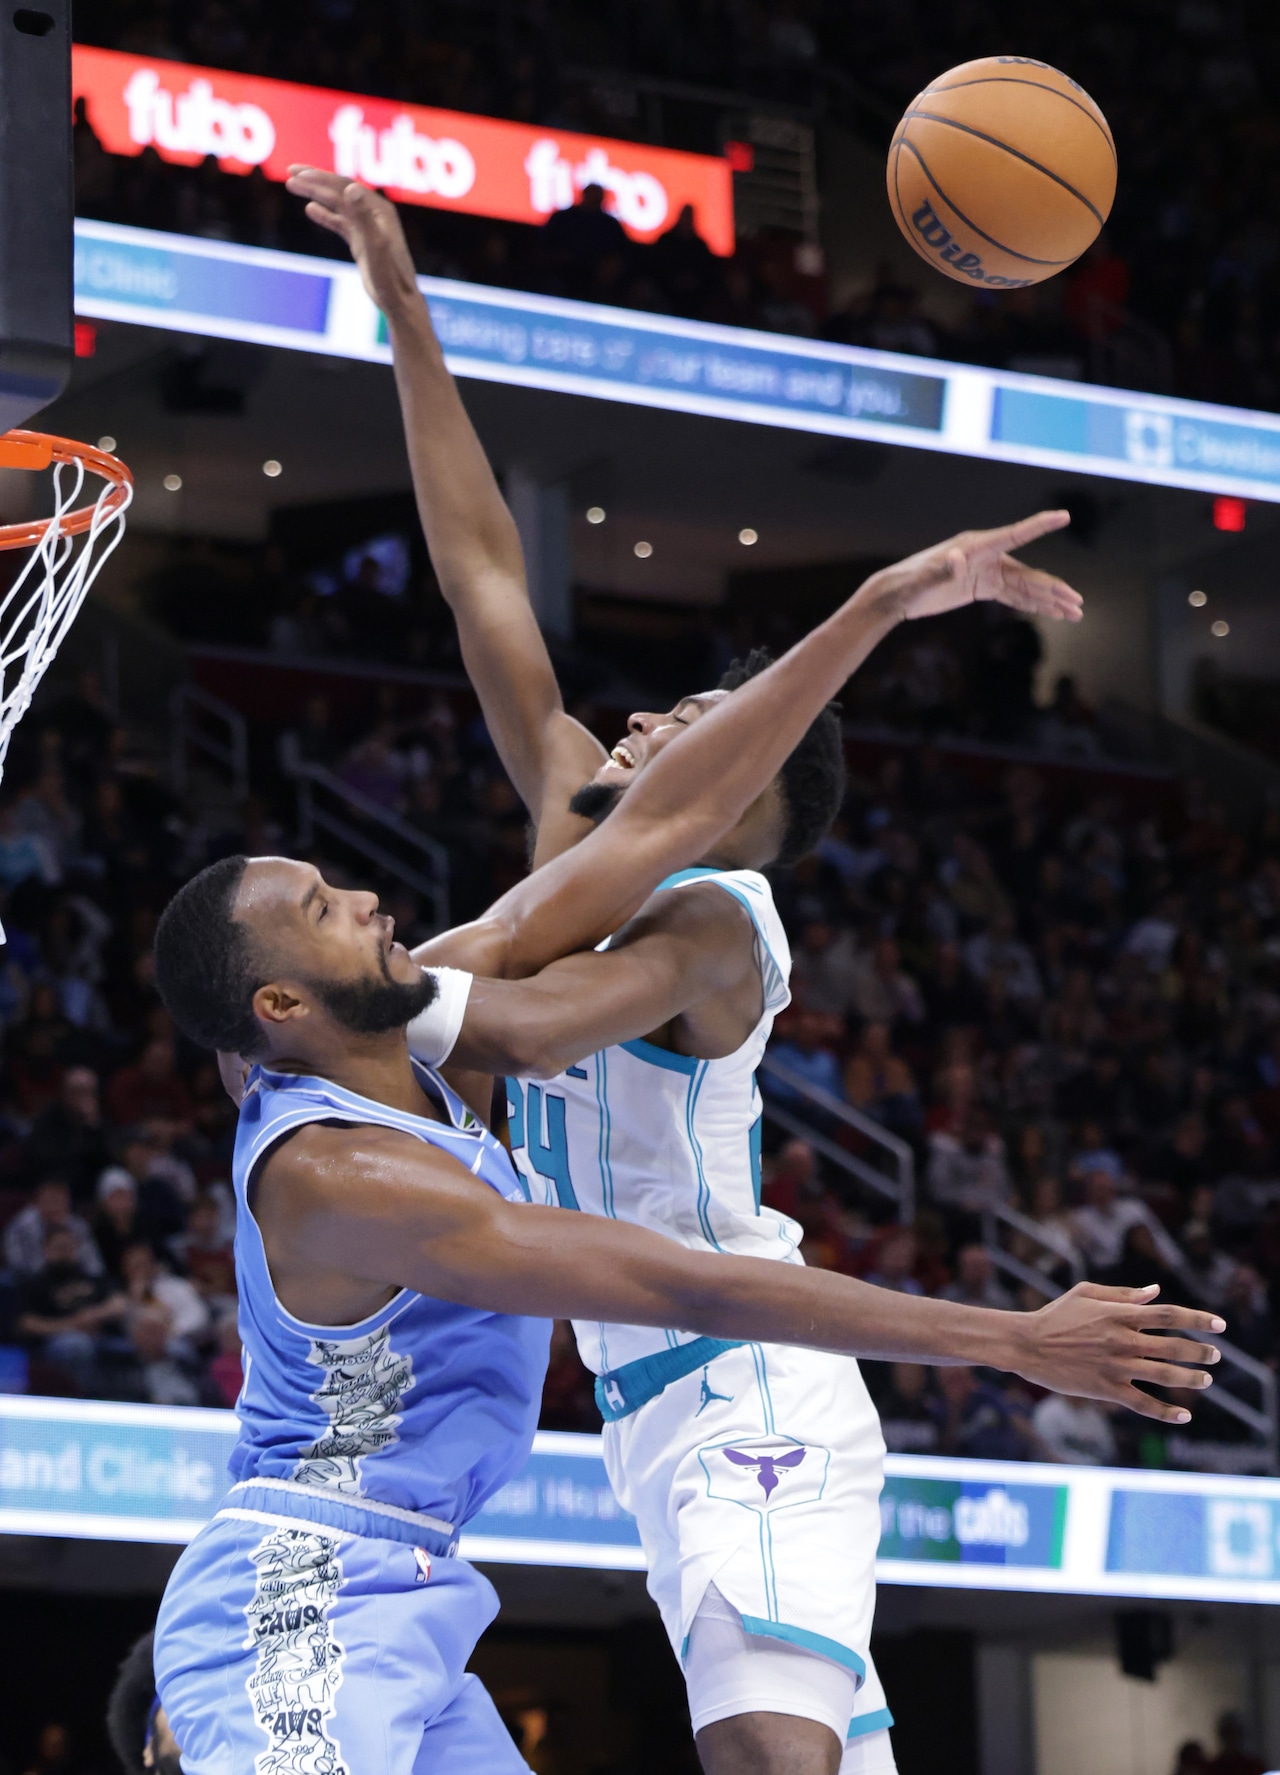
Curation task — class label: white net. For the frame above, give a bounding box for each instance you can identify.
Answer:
[0,449,132,781]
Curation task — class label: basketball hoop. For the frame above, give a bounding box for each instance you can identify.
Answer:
[0,429,132,940]
[0,428,132,766]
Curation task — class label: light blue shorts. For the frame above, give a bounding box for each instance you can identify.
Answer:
[155,1483,530,1775]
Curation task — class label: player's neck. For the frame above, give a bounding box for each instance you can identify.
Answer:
[267,1031,435,1119]
[696,792,779,872]
[697,832,771,872]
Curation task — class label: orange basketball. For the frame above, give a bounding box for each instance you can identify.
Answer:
[887,56,1117,288]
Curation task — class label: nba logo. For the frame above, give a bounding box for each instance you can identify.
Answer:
[413,1548,432,1584]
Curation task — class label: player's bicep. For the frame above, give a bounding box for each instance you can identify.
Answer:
[259,1124,502,1290]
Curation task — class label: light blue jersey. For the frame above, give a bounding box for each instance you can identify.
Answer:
[228,1059,551,1528]
[155,1060,548,1774]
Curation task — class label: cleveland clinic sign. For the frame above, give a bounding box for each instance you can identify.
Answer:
[72,45,735,252]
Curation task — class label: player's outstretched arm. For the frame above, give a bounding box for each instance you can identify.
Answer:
[285,165,605,853]
[271,1123,1222,1426]
[412,508,1082,985]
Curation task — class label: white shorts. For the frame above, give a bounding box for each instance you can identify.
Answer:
[601,1341,890,1744]
[687,1585,897,1770]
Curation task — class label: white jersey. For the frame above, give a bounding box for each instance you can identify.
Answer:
[505,866,804,1379]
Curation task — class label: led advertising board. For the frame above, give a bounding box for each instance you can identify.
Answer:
[71,218,1280,504]
[4,1397,1280,1601]
[71,45,736,253]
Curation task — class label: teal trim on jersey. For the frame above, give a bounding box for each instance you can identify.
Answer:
[847,1709,895,1740]
[619,1036,699,1075]
[656,867,723,890]
[594,1050,616,1372]
[748,1344,777,1436]
[739,1617,867,1678]
[688,1061,723,1250]
[655,867,789,1016]
[594,1336,745,1421]
[749,1113,763,1212]
[595,1050,616,1218]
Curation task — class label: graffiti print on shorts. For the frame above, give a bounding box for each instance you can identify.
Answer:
[243,1526,348,1775]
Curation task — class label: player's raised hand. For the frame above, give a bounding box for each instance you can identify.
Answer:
[1014,1281,1225,1422]
[285,166,420,320]
[865,509,1083,625]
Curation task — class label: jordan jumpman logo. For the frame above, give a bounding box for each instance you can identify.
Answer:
[696,1367,733,1416]
[723,1446,807,1498]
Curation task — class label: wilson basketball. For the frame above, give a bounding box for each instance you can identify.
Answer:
[887,56,1117,288]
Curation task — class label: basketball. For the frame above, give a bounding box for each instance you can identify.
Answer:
[887,56,1117,288]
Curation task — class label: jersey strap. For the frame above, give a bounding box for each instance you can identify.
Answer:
[595,1335,744,1421]
[654,867,789,1015]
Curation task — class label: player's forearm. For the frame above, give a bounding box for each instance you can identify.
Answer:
[429,1204,1024,1368]
[388,302,565,812]
[386,303,528,601]
[448,958,683,1077]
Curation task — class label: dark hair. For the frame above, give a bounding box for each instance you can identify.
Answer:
[153,856,265,1054]
[717,648,845,865]
[106,1630,155,1775]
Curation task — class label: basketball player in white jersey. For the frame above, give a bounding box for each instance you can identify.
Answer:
[285,168,1092,1775]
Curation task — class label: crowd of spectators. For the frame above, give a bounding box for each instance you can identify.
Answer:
[70,0,1280,410]
[756,744,1280,1473]
[0,670,244,1409]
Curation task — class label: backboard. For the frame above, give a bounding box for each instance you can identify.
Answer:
[0,2,72,430]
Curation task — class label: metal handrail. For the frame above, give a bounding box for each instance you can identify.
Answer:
[982,1203,1086,1287]
[984,1236,1277,1468]
[170,682,248,801]
[759,1054,914,1223]
[290,761,449,932]
[762,1099,906,1212]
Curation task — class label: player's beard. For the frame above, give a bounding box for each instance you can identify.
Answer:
[307,953,438,1036]
[568,780,625,824]
[152,1755,184,1775]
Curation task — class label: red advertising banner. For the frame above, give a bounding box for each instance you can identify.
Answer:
[71,45,735,255]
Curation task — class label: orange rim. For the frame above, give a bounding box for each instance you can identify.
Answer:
[0,429,133,551]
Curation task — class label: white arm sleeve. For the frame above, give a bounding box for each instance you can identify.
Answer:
[406,967,474,1067]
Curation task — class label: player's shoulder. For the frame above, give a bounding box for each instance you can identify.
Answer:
[668,867,786,944]
[259,1117,453,1192]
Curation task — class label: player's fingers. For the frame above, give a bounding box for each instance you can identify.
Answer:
[1126,1301,1228,1334]
[303,201,353,243]
[1127,1358,1214,1390]
[1128,1335,1221,1367]
[285,165,345,201]
[1116,1386,1195,1425]
[996,563,1083,620]
[987,507,1065,546]
[966,509,1071,560]
[1073,1281,1162,1303]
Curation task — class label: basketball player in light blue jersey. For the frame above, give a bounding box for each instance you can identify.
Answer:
[285,168,1227,1775]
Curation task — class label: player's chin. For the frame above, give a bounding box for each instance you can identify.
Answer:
[385,943,418,980]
